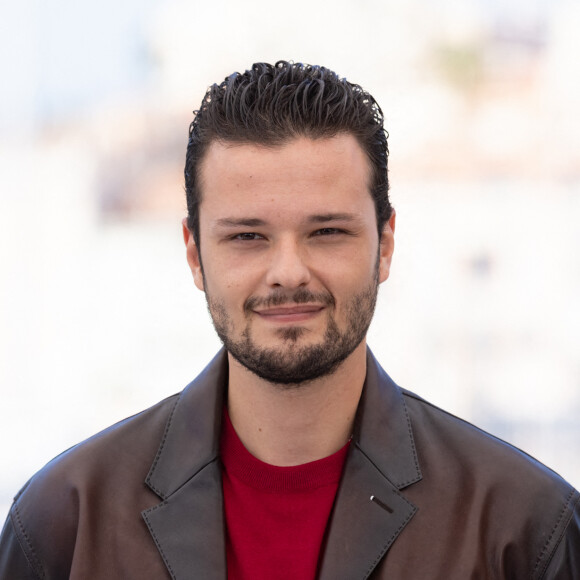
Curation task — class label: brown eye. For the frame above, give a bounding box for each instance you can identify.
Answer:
[313,228,341,236]
[235,233,264,240]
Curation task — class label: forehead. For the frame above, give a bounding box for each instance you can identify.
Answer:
[197,134,372,212]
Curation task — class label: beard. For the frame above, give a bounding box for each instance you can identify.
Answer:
[204,264,379,386]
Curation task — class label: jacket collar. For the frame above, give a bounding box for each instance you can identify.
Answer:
[142,348,421,579]
[145,350,228,500]
[354,348,422,490]
[142,350,229,580]
[317,348,421,579]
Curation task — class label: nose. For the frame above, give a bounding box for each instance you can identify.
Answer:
[265,238,311,289]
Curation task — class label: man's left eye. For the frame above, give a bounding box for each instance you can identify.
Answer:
[313,228,342,236]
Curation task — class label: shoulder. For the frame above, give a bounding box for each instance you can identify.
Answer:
[0,350,230,579]
[25,392,181,495]
[400,388,580,578]
[401,388,571,491]
[0,392,181,578]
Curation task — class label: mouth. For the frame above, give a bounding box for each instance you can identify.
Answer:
[253,304,325,323]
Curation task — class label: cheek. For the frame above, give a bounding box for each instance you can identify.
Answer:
[203,267,250,306]
[333,256,377,286]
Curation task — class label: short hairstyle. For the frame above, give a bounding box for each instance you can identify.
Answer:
[185,61,392,245]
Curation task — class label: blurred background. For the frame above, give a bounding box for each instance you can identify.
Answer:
[1,0,579,520]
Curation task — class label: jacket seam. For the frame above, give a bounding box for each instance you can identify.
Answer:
[398,397,422,487]
[401,390,565,478]
[141,503,177,580]
[363,502,417,579]
[11,503,46,580]
[533,489,579,579]
[145,395,182,499]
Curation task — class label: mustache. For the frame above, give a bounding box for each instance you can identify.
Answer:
[244,288,335,312]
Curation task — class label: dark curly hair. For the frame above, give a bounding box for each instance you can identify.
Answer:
[185,61,392,245]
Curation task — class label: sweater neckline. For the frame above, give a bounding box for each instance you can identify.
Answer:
[220,408,350,493]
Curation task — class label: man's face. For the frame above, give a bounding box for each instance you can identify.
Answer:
[183,134,395,385]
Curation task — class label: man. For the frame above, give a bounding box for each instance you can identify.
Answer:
[0,61,578,579]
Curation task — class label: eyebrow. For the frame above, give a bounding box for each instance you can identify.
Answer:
[215,218,267,228]
[307,213,359,223]
[214,213,360,229]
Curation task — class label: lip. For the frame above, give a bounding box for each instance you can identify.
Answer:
[254,304,325,323]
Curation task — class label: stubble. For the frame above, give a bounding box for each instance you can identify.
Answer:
[205,267,379,386]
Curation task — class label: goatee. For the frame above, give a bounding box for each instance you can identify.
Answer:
[205,273,379,386]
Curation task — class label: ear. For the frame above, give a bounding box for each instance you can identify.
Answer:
[378,210,396,284]
[182,218,205,291]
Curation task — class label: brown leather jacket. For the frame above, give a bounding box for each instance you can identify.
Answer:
[1,349,579,579]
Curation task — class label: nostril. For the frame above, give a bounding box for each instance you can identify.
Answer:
[265,246,311,289]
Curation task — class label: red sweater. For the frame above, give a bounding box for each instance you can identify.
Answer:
[220,411,350,580]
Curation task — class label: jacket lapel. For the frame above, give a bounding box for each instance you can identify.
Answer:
[142,351,229,580]
[140,348,422,580]
[318,349,422,580]
[318,446,417,580]
[142,460,226,580]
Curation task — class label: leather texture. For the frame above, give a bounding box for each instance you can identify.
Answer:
[1,349,578,579]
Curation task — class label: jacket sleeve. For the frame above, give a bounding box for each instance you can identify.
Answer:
[0,507,41,580]
[541,492,580,579]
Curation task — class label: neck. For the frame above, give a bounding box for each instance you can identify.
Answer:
[226,342,367,466]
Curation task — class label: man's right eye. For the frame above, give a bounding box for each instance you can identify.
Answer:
[233,233,264,241]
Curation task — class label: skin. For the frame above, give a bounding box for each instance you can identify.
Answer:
[183,134,396,466]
